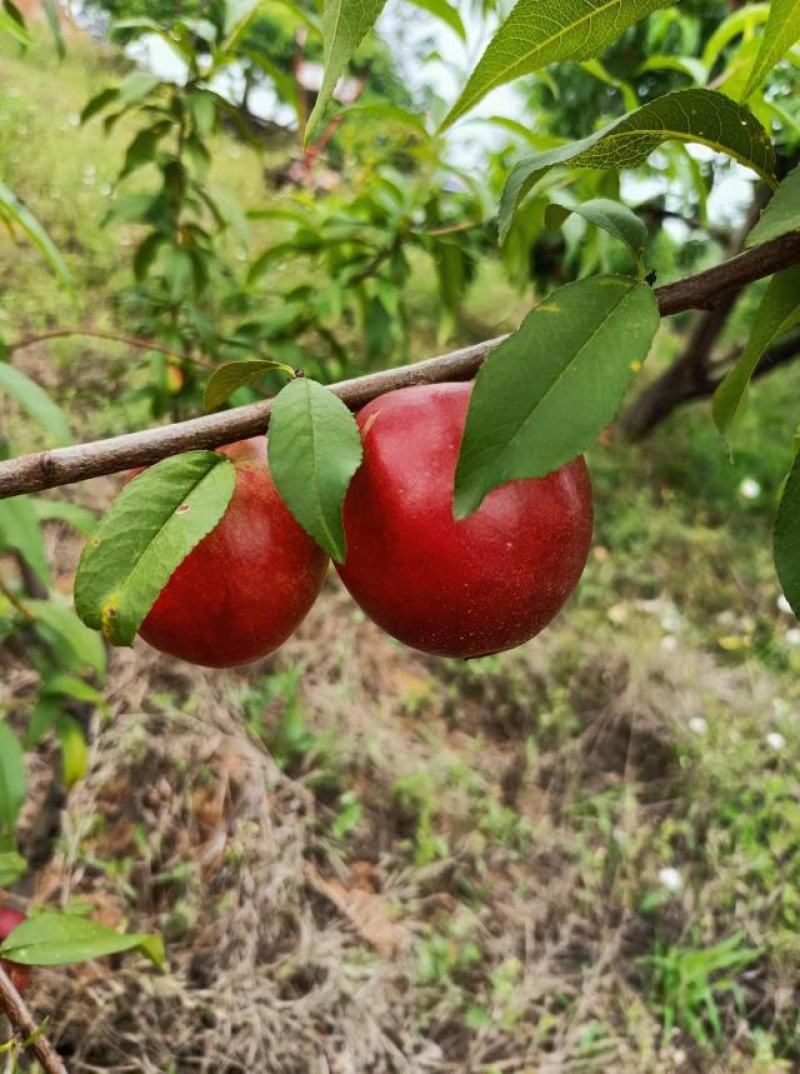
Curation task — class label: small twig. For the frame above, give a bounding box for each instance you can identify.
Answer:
[8,326,213,371]
[0,577,35,620]
[1,231,799,499]
[0,964,69,1074]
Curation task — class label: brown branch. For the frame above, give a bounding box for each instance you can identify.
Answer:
[621,187,770,440]
[1,232,800,500]
[0,964,69,1074]
[8,327,213,371]
[654,231,800,316]
[622,331,800,426]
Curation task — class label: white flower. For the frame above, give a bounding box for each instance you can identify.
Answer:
[658,867,683,892]
[786,628,800,646]
[739,477,761,500]
[688,717,708,735]
[661,635,678,652]
[661,611,682,633]
[778,594,793,615]
[766,732,786,751]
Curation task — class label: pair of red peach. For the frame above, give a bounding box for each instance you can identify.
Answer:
[138,382,593,667]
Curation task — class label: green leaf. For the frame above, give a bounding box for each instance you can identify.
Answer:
[74,452,235,647]
[0,496,50,586]
[0,912,166,969]
[203,359,288,412]
[119,122,170,180]
[407,0,465,41]
[305,0,389,144]
[637,54,708,85]
[28,600,107,676]
[80,86,120,125]
[0,182,75,290]
[102,193,162,227]
[221,0,263,50]
[162,245,194,304]
[701,3,769,73]
[26,698,59,749]
[498,89,777,242]
[187,89,216,138]
[0,721,26,836]
[32,499,98,535]
[746,165,800,247]
[743,0,800,99]
[42,674,105,705]
[545,197,647,268]
[56,716,88,788]
[0,852,26,887]
[0,362,73,445]
[454,276,659,517]
[111,17,195,61]
[118,70,160,107]
[712,266,800,439]
[440,0,670,131]
[581,58,638,112]
[0,6,30,45]
[268,378,362,561]
[42,0,65,58]
[775,451,800,617]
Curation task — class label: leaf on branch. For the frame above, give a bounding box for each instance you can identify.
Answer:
[28,600,107,675]
[221,0,263,51]
[498,89,777,243]
[0,912,166,969]
[204,359,289,412]
[42,0,65,58]
[56,716,88,788]
[0,721,26,837]
[742,0,800,100]
[0,495,51,586]
[305,0,389,145]
[74,451,235,647]
[545,198,647,269]
[637,54,708,86]
[80,86,120,125]
[746,165,800,247]
[0,362,73,446]
[0,182,76,290]
[440,0,670,131]
[712,265,800,441]
[0,851,26,887]
[407,0,465,41]
[268,378,363,561]
[0,5,30,46]
[32,499,99,535]
[454,275,659,518]
[775,450,800,618]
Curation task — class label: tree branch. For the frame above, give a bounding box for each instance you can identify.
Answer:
[654,231,800,316]
[621,331,800,427]
[0,964,69,1074]
[1,232,800,500]
[621,187,769,439]
[8,326,214,371]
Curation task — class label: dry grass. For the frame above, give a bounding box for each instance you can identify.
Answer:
[3,563,792,1074]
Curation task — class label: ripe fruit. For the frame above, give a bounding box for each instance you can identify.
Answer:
[336,382,593,658]
[0,908,30,994]
[137,438,328,667]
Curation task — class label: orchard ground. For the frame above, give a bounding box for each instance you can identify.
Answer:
[4,31,800,1074]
